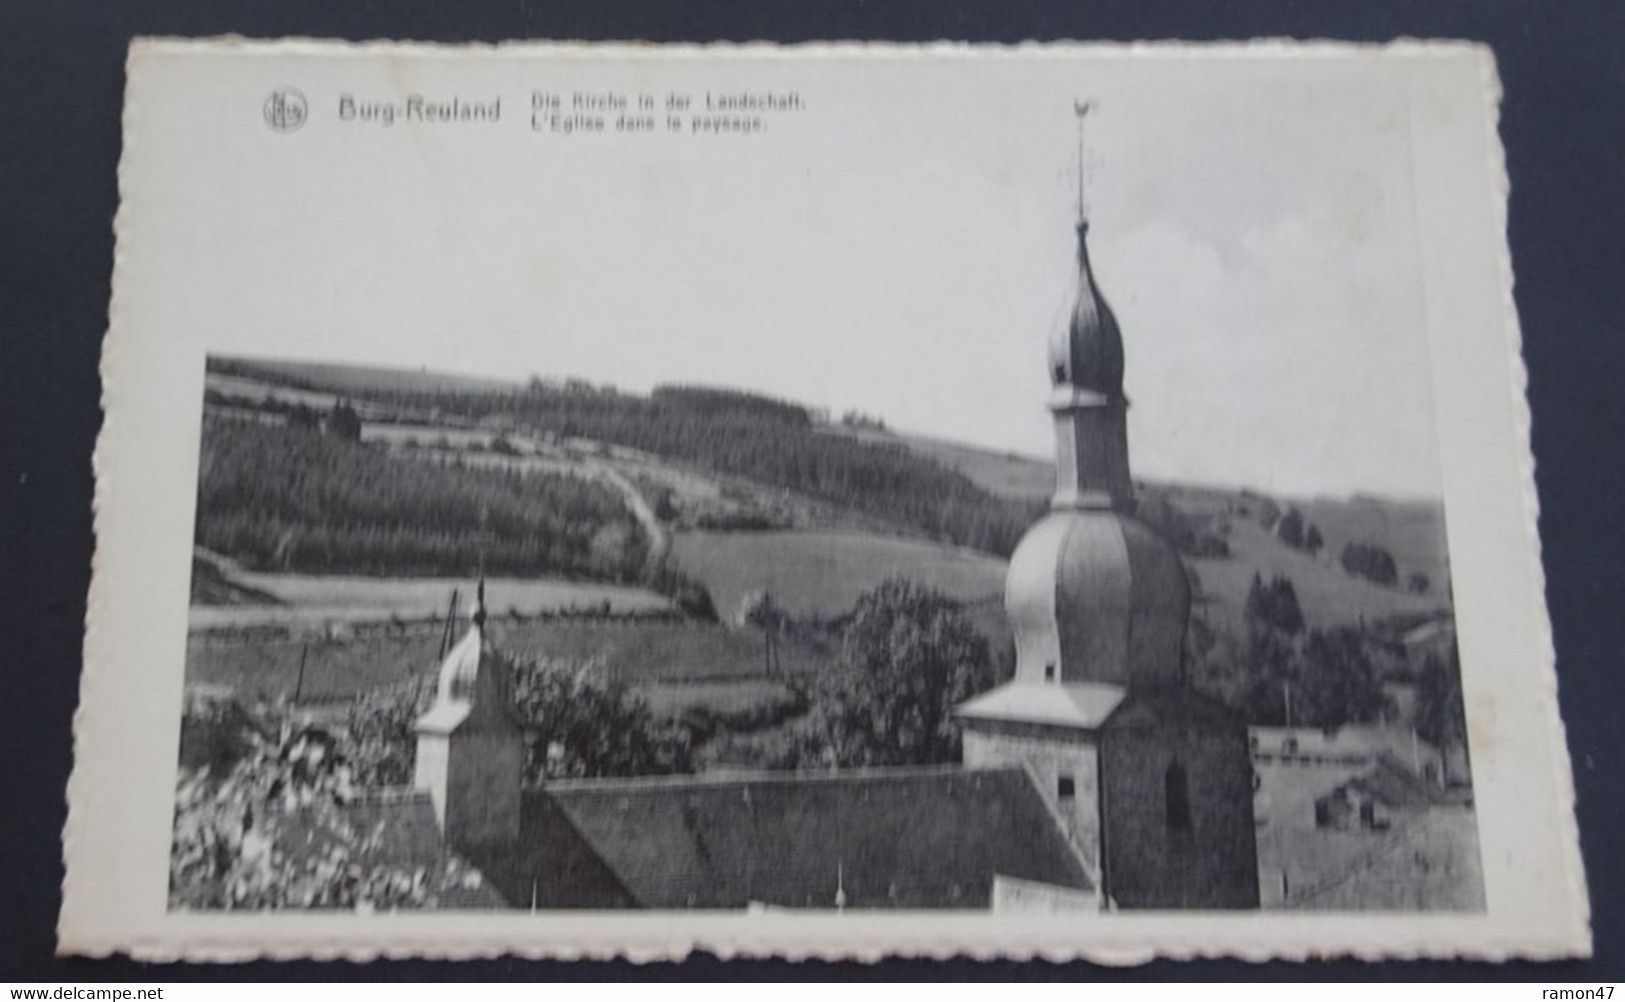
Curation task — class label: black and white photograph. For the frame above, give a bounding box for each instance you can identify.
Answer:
[61,40,1586,960]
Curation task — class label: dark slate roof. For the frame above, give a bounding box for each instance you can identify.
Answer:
[1102,687,1249,730]
[462,792,637,910]
[286,766,1093,910]
[534,765,1093,910]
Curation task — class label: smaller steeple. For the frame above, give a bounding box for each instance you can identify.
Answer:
[414,579,524,848]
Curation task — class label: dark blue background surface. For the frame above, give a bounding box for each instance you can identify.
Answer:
[3,0,1621,981]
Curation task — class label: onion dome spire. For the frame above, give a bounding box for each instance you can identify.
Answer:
[1049,100,1133,512]
[961,102,1188,699]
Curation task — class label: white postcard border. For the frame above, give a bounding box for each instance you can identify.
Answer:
[60,37,1589,962]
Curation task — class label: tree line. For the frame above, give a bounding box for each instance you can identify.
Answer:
[1188,571,1465,740]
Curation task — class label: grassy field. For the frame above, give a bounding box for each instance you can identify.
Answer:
[185,631,442,703]
[491,618,828,684]
[670,529,1009,621]
[188,573,670,631]
[185,617,827,710]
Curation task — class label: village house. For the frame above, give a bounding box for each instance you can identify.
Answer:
[1250,724,1481,909]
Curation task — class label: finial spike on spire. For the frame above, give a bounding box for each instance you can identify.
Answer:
[473,574,487,629]
[1073,98,1095,225]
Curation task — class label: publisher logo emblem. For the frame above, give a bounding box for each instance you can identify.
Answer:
[264,88,308,132]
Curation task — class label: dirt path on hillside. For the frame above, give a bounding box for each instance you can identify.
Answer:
[584,457,670,573]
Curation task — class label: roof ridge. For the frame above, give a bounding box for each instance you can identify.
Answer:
[538,763,1026,794]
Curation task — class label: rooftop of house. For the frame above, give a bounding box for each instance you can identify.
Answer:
[1250,725,1441,766]
[1322,754,1449,810]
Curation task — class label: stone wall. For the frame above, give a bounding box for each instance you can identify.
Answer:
[962,721,1101,869]
[443,729,524,847]
[1100,712,1260,909]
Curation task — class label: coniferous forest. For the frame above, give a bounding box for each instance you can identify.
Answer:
[195,419,646,581]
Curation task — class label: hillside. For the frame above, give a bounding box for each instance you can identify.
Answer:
[831,424,1453,634]
[191,357,1457,704]
[1190,520,1448,637]
[212,356,1044,558]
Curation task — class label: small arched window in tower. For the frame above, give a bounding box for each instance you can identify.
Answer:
[1164,761,1192,833]
[1057,774,1076,800]
[1053,362,1068,384]
[1044,662,1057,682]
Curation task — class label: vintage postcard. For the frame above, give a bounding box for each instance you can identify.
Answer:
[63,38,1588,961]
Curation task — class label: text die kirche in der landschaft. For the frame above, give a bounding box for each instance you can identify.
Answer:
[531,90,804,135]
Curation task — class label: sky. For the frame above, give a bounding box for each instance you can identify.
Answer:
[174,50,1446,499]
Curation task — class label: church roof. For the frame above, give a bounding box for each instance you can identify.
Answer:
[955,679,1125,730]
[288,765,1092,910]
[537,765,1094,909]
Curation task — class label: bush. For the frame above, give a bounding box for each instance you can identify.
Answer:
[169,695,483,910]
[346,678,435,788]
[325,401,362,442]
[510,657,693,780]
[807,578,996,767]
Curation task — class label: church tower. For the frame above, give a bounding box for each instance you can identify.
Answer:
[957,104,1258,909]
[414,581,525,849]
